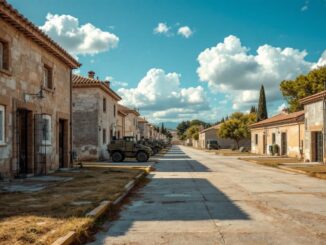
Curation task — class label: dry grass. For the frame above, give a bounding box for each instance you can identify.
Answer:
[0,167,143,245]
[239,157,303,167]
[289,165,326,179]
[215,149,256,156]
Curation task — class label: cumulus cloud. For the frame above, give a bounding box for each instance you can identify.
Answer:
[315,50,326,67]
[40,13,119,55]
[118,68,209,120]
[177,26,193,38]
[153,23,171,36]
[197,35,321,110]
[105,76,128,88]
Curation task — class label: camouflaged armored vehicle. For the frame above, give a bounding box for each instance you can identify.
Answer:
[107,136,152,162]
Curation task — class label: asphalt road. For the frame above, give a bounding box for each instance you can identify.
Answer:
[90,145,326,245]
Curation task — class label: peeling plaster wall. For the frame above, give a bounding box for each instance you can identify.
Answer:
[304,101,324,162]
[0,19,72,178]
[72,87,119,161]
[251,123,304,158]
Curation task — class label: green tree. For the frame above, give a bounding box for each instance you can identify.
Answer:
[257,85,268,122]
[219,112,256,148]
[186,125,200,140]
[250,106,257,114]
[280,66,326,112]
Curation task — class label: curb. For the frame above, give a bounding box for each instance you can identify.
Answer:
[51,231,76,245]
[51,171,148,245]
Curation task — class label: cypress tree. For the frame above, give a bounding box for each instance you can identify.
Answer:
[257,85,268,122]
[250,106,257,113]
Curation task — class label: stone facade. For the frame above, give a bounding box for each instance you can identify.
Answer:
[118,104,140,140]
[72,72,121,161]
[300,91,326,163]
[0,1,79,178]
[138,117,151,139]
[250,111,304,159]
[116,110,126,139]
[198,124,244,149]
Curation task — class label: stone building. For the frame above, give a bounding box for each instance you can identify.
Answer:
[117,104,140,140]
[0,1,80,178]
[138,117,150,139]
[116,108,127,139]
[198,124,235,149]
[300,91,326,163]
[72,72,121,160]
[250,110,304,158]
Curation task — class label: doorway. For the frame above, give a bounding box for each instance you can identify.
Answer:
[16,109,31,176]
[313,131,323,162]
[59,119,65,168]
[281,132,287,155]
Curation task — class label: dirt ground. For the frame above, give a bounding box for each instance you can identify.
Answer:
[0,167,143,245]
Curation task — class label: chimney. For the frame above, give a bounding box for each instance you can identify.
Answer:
[88,71,95,79]
[281,108,289,114]
[104,81,110,88]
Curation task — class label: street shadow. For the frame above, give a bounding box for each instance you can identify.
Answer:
[100,177,250,237]
[156,146,211,172]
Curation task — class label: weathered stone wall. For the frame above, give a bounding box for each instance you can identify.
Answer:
[251,123,304,158]
[199,128,238,149]
[72,88,99,161]
[72,87,119,160]
[125,113,140,140]
[304,101,323,162]
[116,113,125,138]
[0,19,72,178]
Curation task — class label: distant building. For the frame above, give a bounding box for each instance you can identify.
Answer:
[300,91,326,163]
[0,1,80,178]
[72,72,121,160]
[138,117,150,139]
[198,124,244,149]
[116,108,127,139]
[117,104,140,140]
[249,110,304,158]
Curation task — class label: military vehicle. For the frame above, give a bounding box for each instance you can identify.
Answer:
[107,136,152,162]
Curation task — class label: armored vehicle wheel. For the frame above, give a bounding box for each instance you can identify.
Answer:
[112,151,123,162]
[136,151,149,162]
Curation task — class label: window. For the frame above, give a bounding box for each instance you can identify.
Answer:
[272,133,276,144]
[0,105,5,144]
[113,104,116,117]
[43,65,53,89]
[103,98,106,112]
[42,115,51,145]
[255,134,258,145]
[103,129,106,144]
[0,40,9,71]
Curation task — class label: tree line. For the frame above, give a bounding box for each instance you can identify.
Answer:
[176,65,326,147]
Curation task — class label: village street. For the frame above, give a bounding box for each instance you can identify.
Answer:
[91,145,326,245]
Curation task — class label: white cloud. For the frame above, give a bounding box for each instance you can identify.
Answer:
[40,13,119,55]
[118,68,209,120]
[153,23,171,36]
[197,35,322,110]
[177,26,193,38]
[315,50,326,68]
[301,1,309,11]
[105,76,128,88]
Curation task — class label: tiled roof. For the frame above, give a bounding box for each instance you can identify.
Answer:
[138,117,148,123]
[0,0,80,68]
[299,90,326,105]
[117,104,140,116]
[72,74,121,101]
[200,124,221,134]
[250,111,304,128]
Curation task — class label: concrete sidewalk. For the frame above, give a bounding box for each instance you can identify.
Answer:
[89,145,326,245]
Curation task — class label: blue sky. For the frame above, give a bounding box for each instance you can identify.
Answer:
[9,0,326,127]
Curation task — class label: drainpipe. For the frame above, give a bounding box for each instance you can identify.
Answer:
[69,69,73,167]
